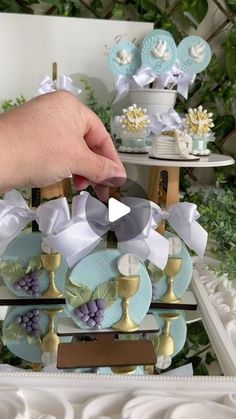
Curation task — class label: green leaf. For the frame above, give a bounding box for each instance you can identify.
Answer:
[0,260,25,283]
[66,278,92,307]
[91,0,103,10]
[187,321,210,346]
[92,279,118,307]
[26,256,42,274]
[194,362,209,375]
[225,0,236,13]
[226,50,236,82]
[180,0,208,29]
[143,9,158,22]
[3,322,26,344]
[140,0,157,9]
[205,351,216,365]
[43,0,64,13]
[112,3,125,18]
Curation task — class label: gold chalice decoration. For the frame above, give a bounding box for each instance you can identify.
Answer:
[112,275,140,332]
[161,258,183,304]
[42,307,63,353]
[157,313,179,357]
[41,253,64,298]
[111,365,136,374]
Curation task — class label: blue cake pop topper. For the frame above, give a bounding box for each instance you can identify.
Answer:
[143,29,175,42]
[108,41,141,77]
[178,36,212,74]
[141,30,177,75]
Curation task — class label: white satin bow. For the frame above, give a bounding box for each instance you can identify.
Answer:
[0,190,70,254]
[37,74,81,96]
[46,192,207,269]
[149,109,182,135]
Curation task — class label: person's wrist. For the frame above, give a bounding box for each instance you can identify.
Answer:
[0,117,22,191]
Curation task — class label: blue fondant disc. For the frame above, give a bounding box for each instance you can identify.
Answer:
[151,309,187,357]
[66,248,152,329]
[150,232,193,300]
[141,30,177,75]
[143,29,175,42]
[108,41,141,77]
[0,232,68,298]
[178,36,211,74]
[3,305,70,363]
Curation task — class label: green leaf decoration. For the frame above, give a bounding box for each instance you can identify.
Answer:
[3,322,26,344]
[92,279,118,307]
[0,260,25,283]
[148,262,163,283]
[26,255,42,274]
[67,278,93,307]
[27,335,42,347]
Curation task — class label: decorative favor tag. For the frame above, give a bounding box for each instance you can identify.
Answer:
[141,30,177,75]
[3,304,69,363]
[177,36,212,74]
[66,249,152,330]
[0,232,68,298]
[108,41,141,77]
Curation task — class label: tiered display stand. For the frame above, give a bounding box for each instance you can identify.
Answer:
[119,153,234,206]
[0,152,234,375]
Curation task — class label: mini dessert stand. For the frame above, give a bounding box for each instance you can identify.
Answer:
[57,314,158,370]
[120,153,235,207]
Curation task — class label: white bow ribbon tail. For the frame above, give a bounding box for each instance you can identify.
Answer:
[176,72,196,99]
[133,66,157,88]
[0,190,35,253]
[113,75,140,103]
[152,202,208,257]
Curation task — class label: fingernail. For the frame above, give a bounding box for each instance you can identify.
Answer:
[111,165,126,180]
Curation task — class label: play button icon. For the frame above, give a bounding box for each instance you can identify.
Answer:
[85,177,151,242]
[108,198,131,223]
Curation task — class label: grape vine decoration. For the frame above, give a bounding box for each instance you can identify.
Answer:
[67,277,118,330]
[15,309,40,337]
[0,256,43,298]
[14,271,41,297]
[74,299,106,329]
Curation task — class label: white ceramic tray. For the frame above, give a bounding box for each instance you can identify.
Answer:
[0,372,236,418]
[191,269,236,376]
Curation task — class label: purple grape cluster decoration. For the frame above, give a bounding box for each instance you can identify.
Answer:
[15,309,40,337]
[74,298,106,329]
[14,271,41,297]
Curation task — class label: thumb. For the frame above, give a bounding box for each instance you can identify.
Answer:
[74,148,126,185]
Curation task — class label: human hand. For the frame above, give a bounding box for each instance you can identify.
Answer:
[0,91,126,199]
